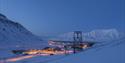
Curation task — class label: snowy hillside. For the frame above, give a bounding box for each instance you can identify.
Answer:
[51,29,124,42]
[47,39,125,63]
[0,13,44,48]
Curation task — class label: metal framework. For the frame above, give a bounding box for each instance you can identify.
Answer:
[73,31,83,53]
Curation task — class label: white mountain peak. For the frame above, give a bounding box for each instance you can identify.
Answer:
[51,29,122,42]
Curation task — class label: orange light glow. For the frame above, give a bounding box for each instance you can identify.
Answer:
[6,55,35,62]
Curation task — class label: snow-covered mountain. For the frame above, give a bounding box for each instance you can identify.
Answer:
[51,29,124,42]
[0,13,44,48]
[83,29,121,41]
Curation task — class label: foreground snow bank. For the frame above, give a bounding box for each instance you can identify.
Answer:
[47,41,125,63]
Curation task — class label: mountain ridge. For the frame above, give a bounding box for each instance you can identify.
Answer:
[0,13,43,47]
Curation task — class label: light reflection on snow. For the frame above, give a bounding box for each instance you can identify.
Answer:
[5,55,35,62]
[2,50,73,62]
[5,54,51,62]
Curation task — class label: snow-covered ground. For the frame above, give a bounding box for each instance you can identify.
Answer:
[1,38,124,63]
[47,40,125,63]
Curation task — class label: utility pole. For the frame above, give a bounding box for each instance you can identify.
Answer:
[73,31,82,53]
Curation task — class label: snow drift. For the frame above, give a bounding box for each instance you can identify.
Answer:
[47,39,125,63]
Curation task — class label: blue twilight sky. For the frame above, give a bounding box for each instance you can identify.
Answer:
[0,0,125,36]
